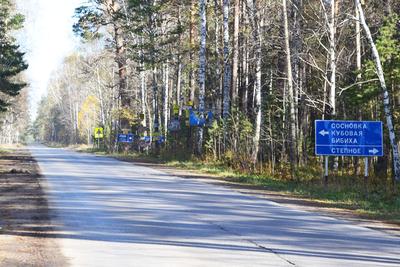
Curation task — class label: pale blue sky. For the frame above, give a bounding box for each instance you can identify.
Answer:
[16,0,84,117]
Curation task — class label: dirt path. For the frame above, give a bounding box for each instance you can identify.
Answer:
[129,161,400,237]
[0,146,66,267]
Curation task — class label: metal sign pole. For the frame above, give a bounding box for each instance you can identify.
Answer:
[364,157,369,197]
[324,156,329,189]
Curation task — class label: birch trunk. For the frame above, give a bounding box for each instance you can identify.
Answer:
[152,67,159,135]
[355,0,400,181]
[96,66,106,127]
[292,0,303,162]
[197,0,207,155]
[214,0,222,116]
[189,0,196,102]
[328,0,337,116]
[353,4,362,175]
[176,61,182,108]
[163,63,169,138]
[222,0,231,119]
[283,0,297,178]
[231,0,240,107]
[140,70,147,128]
[177,7,183,113]
[246,0,262,164]
[242,30,249,114]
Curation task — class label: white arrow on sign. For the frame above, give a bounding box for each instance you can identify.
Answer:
[319,130,329,136]
[368,148,379,154]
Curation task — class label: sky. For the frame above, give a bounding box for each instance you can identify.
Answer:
[15,0,84,118]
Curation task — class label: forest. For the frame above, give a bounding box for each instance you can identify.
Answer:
[2,0,399,189]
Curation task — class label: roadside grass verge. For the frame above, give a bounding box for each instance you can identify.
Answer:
[73,145,400,224]
[0,144,21,153]
[0,147,10,154]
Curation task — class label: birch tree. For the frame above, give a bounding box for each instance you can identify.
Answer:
[231,0,240,107]
[246,0,262,164]
[222,0,231,119]
[282,0,297,178]
[328,0,337,117]
[197,0,207,154]
[355,0,400,182]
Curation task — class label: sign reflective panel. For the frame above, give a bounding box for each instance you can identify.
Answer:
[315,120,383,157]
[118,133,134,143]
[94,127,104,139]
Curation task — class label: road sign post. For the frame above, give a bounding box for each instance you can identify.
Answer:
[315,120,383,189]
[324,156,329,189]
[364,157,369,197]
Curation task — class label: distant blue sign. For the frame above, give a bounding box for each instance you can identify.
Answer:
[118,133,134,143]
[315,120,383,157]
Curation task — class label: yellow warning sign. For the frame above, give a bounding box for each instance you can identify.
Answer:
[173,104,179,115]
[94,127,104,139]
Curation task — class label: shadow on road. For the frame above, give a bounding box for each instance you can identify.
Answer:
[9,145,398,266]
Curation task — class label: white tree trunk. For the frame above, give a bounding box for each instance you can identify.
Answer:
[222,0,231,119]
[355,0,400,181]
[356,6,361,85]
[213,0,222,117]
[283,0,297,178]
[163,63,169,138]
[140,70,147,128]
[231,0,240,107]
[176,61,182,109]
[189,0,196,102]
[96,66,106,126]
[197,0,207,154]
[152,66,159,136]
[329,0,336,116]
[246,0,262,164]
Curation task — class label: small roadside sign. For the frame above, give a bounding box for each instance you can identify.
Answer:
[315,120,383,157]
[173,104,179,115]
[118,133,134,143]
[94,127,104,139]
[183,101,193,110]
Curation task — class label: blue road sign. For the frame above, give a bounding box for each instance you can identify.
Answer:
[118,133,134,143]
[315,120,383,157]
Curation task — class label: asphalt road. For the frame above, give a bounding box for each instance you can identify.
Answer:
[29,145,399,267]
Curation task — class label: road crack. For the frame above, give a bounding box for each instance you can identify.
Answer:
[208,221,296,266]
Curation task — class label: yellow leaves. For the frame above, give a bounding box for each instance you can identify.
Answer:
[112,107,137,126]
[78,95,99,139]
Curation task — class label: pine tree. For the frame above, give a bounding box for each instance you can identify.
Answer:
[0,0,27,112]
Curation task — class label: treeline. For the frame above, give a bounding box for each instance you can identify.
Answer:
[35,0,400,182]
[0,0,29,144]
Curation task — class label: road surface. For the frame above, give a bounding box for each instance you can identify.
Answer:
[29,145,399,267]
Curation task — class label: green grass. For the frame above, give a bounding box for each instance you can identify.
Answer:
[0,148,9,154]
[0,145,14,154]
[75,146,400,224]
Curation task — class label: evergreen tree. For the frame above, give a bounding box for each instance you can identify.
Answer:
[0,0,27,112]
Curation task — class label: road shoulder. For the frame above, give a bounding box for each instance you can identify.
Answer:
[0,146,67,267]
[127,160,400,238]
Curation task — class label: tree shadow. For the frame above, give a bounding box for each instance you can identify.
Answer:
[12,145,399,266]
